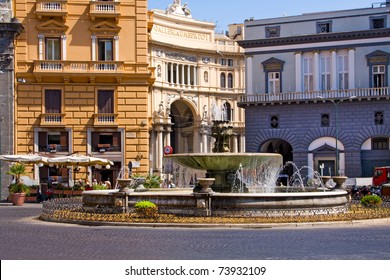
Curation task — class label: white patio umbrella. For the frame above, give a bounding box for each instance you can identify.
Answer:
[46,154,114,187]
[46,154,113,167]
[0,154,48,164]
[0,154,49,188]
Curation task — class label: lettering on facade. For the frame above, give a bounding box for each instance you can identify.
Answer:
[154,25,210,41]
[165,52,196,62]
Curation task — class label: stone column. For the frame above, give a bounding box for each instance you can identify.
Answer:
[175,63,179,84]
[246,56,253,94]
[170,63,174,84]
[155,122,164,174]
[348,48,355,89]
[313,51,320,91]
[91,35,97,61]
[114,36,119,61]
[187,65,191,85]
[61,35,67,60]
[331,50,337,90]
[181,64,185,85]
[232,134,238,153]
[38,34,44,60]
[295,52,302,92]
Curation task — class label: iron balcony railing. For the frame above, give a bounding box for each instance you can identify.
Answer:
[238,87,390,104]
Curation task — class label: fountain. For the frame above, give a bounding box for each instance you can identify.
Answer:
[82,117,350,217]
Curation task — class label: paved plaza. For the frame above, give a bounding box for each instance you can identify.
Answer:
[0,202,390,260]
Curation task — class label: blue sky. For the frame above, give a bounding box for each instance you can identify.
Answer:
[148,0,380,32]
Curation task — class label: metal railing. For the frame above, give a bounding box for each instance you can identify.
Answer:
[239,87,390,104]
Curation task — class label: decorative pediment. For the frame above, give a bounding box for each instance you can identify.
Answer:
[90,21,121,34]
[261,57,285,71]
[366,50,390,65]
[312,144,336,154]
[36,19,68,33]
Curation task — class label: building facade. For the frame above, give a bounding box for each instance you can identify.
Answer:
[12,0,152,188]
[239,2,390,178]
[0,1,22,200]
[148,1,245,186]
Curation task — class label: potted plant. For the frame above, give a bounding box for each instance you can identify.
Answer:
[7,163,30,206]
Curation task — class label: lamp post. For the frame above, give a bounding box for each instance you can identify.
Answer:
[0,117,3,199]
[317,95,357,176]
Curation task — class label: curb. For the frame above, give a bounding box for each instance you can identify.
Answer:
[37,216,390,229]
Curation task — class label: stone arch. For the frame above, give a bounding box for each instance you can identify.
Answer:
[353,125,390,149]
[169,98,198,154]
[250,129,298,152]
[302,127,352,151]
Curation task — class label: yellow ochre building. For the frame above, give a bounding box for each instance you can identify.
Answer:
[13,0,153,187]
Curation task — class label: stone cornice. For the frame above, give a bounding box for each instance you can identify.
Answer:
[238,28,390,49]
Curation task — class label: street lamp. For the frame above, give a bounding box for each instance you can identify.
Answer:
[317,95,357,176]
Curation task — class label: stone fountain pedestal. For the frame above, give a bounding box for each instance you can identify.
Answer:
[117,178,134,194]
[332,176,348,189]
[193,178,215,217]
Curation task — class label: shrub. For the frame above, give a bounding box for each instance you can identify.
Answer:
[132,174,162,189]
[134,200,158,218]
[361,195,382,207]
[93,184,108,190]
[9,183,30,195]
[7,163,26,185]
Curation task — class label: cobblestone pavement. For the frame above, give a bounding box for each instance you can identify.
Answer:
[1,203,390,260]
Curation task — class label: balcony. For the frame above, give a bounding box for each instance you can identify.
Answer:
[40,113,66,127]
[238,87,390,107]
[89,1,121,23]
[93,113,118,127]
[33,60,125,82]
[35,0,68,21]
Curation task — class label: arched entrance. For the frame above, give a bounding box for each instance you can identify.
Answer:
[170,100,196,154]
[308,137,345,177]
[260,139,293,175]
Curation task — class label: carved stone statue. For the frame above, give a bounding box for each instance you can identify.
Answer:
[182,3,191,16]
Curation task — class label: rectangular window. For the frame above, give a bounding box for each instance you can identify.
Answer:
[45,89,61,113]
[373,65,386,88]
[317,21,332,33]
[303,58,313,91]
[220,59,226,66]
[91,132,121,152]
[98,90,114,114]
[45,38,61,60]
[372,138,389,150]
[268,72,280,94]
[38,131,69,152]
[320,56,331,90]
[371,18,385,29]
[265,26,280,38]
[228,59,234,67]
[98,39,113,61]
[337,55,349,89]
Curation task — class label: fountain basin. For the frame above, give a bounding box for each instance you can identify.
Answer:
[82,189,350,217]
[165,153,282,171]
[164,153,283,192]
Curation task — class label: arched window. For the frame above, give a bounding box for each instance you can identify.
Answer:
[224,102,233,121]
[220,73,226,88]
[227,73,233,88]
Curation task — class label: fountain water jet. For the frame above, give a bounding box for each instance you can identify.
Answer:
[82,119,350,217]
